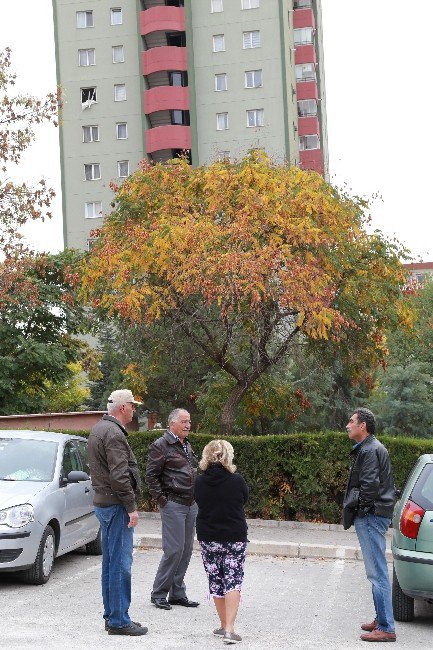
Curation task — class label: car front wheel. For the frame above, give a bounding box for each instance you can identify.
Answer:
[392,565,414,622]
[85,527,102,555]
[22,525,56,585]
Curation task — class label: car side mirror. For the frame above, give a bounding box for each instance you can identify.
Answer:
[65,470,90,483]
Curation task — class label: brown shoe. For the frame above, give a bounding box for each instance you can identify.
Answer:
[361,619,377,632]
[360,629,396,642]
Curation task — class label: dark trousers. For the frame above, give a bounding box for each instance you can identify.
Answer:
[151,500,198,600]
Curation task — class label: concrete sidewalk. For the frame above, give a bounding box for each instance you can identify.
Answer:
[135,512,392,562]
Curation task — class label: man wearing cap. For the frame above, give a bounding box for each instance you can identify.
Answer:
[146,408,199,610]
[88,389,148,636]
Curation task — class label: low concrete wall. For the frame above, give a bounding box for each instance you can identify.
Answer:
[0,411,138,432]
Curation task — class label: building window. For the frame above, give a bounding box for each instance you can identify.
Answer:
[118,160,129,178]
[297,99,317,117]
[213,34,225,52]
[82,125,99,143]
[169,71,188,86]
[245,69,262,88]
[294,0,312,8]
[243,30,260,49]
[299,134,319,150]
[78,49,95,67]
[114,84,126,101]
[167,32,186,47]
[112,45,124,63]
[116,122,128,139]
[215,73,227,91]
[295,63,316,82]
[241,0,259,8]
[216,112,228,130]
[211,0,223,11]
[85,201,102,219]
[76,10,93,28]
[247,109,264,127]
[294,27,314,45]
[171,110,190,126]
[111,8,123,25]
[81,87,97,107]
[84,163,101,181]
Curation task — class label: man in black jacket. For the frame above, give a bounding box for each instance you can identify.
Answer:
[88,389,147,636]
[344,408,396,643]
[146,408,199,610]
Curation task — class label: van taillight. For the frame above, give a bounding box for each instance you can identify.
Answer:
[400,500,425,539]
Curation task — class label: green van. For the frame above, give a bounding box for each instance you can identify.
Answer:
[391,454,433,621]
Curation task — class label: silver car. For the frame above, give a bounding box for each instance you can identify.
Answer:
[0,430,101,584]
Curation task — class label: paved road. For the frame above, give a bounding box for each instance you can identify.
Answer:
[1,549,432,649]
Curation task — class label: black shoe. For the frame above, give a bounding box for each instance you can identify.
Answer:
[151,596,172,610]
[105,619,143,631]
[108,623,148,636]
[168,597,199,607]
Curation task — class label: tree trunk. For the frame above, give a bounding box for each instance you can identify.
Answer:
[219,383,249,436]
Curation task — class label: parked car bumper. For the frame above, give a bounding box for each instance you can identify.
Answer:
[393,547,433,596]
[0,520,44,571]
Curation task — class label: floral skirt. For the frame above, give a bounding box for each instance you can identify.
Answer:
[199,541,247,598]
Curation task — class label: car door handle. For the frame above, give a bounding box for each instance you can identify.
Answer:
[85,487,90,493]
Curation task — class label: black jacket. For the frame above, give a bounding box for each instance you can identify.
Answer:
[343,434,395,529]
[145,431,198,507]
[194,464,249,542]
[88,415,141,513]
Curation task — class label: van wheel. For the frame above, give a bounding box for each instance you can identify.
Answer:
[392,565,414,621]
[85,528,102,555]
[22,525,55,585]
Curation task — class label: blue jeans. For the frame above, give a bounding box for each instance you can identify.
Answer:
[354,514,395,633]
[94,505,133,628]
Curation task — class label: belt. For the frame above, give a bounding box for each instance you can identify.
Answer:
[167,493,195,506]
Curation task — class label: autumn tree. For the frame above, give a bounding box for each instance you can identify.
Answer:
[81,151,411,435]
[0,47,59,256]
[0,51,99,414]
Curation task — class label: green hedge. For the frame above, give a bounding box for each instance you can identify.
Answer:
[59,429,433,524]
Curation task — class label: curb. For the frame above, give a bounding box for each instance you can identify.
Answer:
[138,512,345,531]
[133,533,393,563]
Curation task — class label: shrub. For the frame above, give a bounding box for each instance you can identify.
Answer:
[53,430,433,523]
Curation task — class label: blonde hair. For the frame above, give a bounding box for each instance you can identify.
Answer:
[199,440,236,473]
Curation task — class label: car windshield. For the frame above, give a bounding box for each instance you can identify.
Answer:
[0,438,58,482]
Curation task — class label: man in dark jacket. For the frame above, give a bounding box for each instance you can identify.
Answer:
[146,408,199,610]
[344,408,396,643]
[88,389,147,636]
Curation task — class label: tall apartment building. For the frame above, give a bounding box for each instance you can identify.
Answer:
[52,0,328,249]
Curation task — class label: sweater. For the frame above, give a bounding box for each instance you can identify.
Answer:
[194,464,249,542]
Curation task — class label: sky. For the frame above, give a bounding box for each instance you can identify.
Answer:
[1,0,432,259]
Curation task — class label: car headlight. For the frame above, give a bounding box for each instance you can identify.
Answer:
[0,504,34,528]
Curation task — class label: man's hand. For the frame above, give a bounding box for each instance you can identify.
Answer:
[128,510,139,528]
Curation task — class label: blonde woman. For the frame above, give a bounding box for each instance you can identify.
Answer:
[194,440,249,645]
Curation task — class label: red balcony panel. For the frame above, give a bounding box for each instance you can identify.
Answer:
[144,86,189,114]
[300,149,323,175]
[146,125,191,154]
[295,45,316,65]
[298,116,320,136]
[293,8,315,29]
[142,46,187,76]
[296,80,318,100]
[140,7,185,36]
